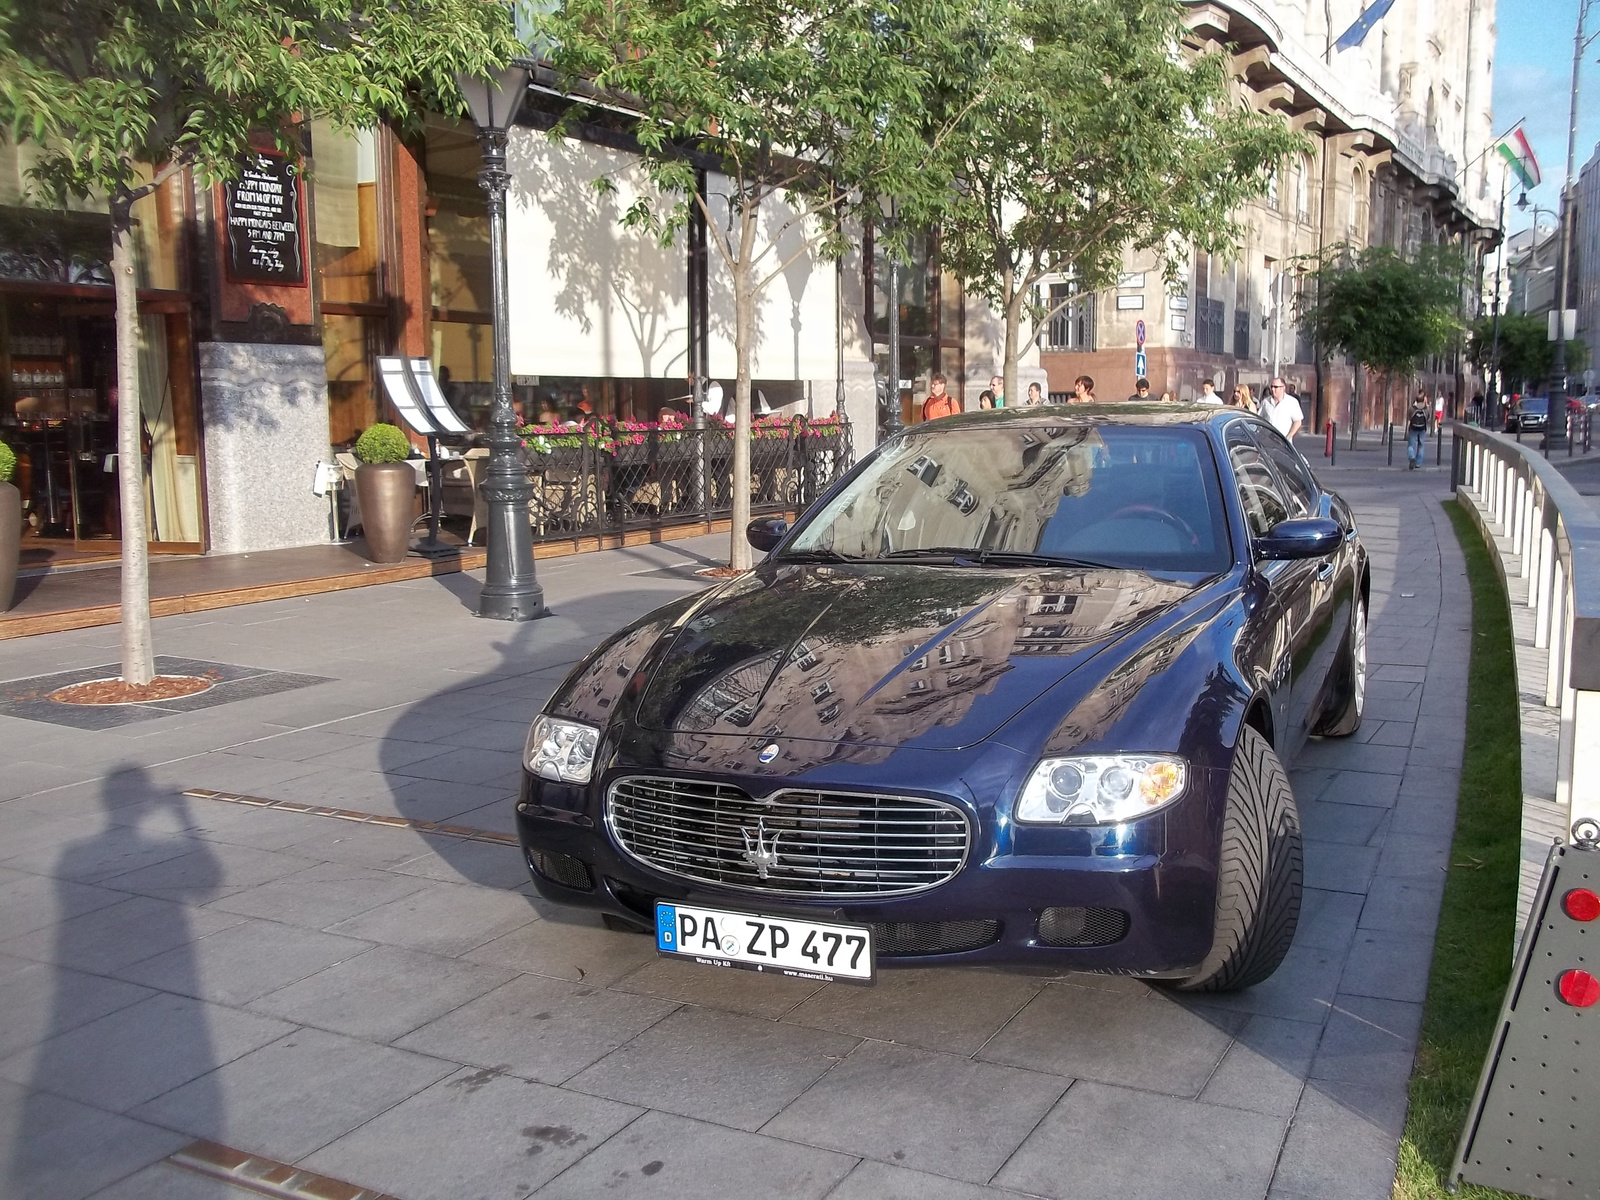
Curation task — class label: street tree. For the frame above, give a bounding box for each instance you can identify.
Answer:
[929,0,1304,405]
[0,0,519,685]
[1466,313,1589,395]
[1298,245,1468,427]
[536,0,950,570]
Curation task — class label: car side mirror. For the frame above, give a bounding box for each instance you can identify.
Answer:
[1255,517,1342,561]
[746,517,789,552]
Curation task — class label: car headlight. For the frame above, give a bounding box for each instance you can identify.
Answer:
[1014,755,1187,825]
[524,715,600,784]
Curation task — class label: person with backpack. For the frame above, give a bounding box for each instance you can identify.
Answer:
[921,374,960,421]
[1406,393,1430,469]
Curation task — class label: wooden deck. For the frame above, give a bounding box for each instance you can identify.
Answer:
[0,517,736,641]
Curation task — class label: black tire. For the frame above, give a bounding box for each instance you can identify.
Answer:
[1171,724,1302,992]
[601,912,651,935]
[1313,595,1366,738]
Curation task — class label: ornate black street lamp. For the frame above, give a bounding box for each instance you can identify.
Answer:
[457,64,545,621]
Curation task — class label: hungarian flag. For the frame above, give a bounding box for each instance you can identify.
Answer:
[1497,128,1542,190]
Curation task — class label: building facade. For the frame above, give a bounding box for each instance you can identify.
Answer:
[1576,141,1600,387]
[1039,0,1503,428]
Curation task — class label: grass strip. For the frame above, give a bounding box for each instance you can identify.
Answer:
[1392,499,1525,1200]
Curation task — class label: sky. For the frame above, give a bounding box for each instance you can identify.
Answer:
[1490,0,1599,239]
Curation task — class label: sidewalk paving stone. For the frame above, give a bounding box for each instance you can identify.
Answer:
[115,919,373,1006]
[299,1067,640,1200]
[979,980,1243,1097]
[825,1160,1023,1200]
[0,1079,190,1200]
[761,1041,1067,1183]
[129,1026,456,1162]
[0,991,294,1112]
[322,880,540,957]
[567,1006,858,1131]
[246,945,514,1042]
[395,973,678,1086]
[205,859,433,929]
[783,967,1044,1056]
[994,1080,1284,1200]
[535,1110,855,1200]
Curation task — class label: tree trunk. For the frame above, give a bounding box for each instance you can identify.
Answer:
[1001,266,1019,407]
[1003,286,1023,410]
[111,196,155,685]
[729,259,754,571]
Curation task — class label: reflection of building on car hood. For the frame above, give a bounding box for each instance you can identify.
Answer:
[655,567,1193,759]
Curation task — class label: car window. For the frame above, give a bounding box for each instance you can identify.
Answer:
[785,424,1232,574]
[1249,424,1319,516]
[1225,424,1290,537]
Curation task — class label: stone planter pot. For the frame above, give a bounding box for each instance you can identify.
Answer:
[0,481,19,612]
[354,461,415,563]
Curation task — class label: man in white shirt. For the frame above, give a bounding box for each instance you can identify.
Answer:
[1262,377,1303,439]
[1197,378,1224,405]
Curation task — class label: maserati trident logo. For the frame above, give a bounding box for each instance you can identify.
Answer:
[741,820,783,879]
[758,742,780,763]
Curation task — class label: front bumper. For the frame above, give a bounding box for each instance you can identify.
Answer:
[514,769,1222,976]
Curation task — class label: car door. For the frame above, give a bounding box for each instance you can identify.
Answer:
[1249,423,1349,736]
[1223,423,1300,757]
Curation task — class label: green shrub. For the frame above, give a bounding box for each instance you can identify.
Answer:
[353,423,412,464]
[0,441,16,484]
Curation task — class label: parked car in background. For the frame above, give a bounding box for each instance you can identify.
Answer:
[518,407,1369,993]
[1507,396,1549,434]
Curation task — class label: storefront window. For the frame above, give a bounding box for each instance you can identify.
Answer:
[322,312,380,446]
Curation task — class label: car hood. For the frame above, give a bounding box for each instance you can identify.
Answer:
[632,561,1200,750]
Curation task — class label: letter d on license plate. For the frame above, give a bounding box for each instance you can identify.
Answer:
[655,902,874,984]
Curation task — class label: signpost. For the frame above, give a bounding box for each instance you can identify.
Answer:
[1134,351,1148,378]
[1452,835,1600,1198]
[223,153,306,285]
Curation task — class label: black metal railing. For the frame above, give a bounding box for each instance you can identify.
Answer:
[518,417,854,543]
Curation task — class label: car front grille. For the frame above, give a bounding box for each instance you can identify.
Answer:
[606,776,970,898]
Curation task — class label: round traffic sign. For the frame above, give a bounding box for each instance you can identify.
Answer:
[1135,320,1147,346]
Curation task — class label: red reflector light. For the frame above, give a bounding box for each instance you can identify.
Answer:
[1556,969,1600,1007]
[1563,888,1600,922]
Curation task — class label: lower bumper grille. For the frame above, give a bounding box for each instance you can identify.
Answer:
[528,848,594,891]
[606,776,970,898]
[872,920,1000,957]
[1037,906,1129,947]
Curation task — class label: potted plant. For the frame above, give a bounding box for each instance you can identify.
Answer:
[0,441,18,612]
[352,423,416,563]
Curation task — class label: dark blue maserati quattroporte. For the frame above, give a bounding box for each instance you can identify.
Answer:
[517,406,1368,991]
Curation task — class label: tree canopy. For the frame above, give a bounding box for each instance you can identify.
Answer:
[926,0,1304,402]
[537,0,950,569]
[1466,313,1589,394]
[1297,244,1467,376]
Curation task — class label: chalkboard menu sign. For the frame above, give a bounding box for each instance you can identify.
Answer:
[224,153,306,285]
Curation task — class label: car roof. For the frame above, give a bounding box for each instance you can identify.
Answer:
[914,403,1246,431]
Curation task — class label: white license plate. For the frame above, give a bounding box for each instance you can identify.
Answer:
[655,902,874,984]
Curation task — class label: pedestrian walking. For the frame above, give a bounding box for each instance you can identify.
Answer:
[977,390,996,410]
[1470,392,1485,425]
[1071,375,1095,403]
[921,373,960,421]
[990,375,1006,408]
[1261,378,1303,439]
[1027,381,1044,406]
[1232,383,1258,413]
[1197,378,1224,405]
[1127,378,1151,402]
[1406,393,1430,469]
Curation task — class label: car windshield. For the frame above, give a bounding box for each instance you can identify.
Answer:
[784,423,1233,574]
[1520,398,1549,414]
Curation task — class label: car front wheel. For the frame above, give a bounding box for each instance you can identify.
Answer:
[1170,724,1302,992]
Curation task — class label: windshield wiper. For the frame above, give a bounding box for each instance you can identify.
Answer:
[776,548,858,563]
[882,547,1111,569]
